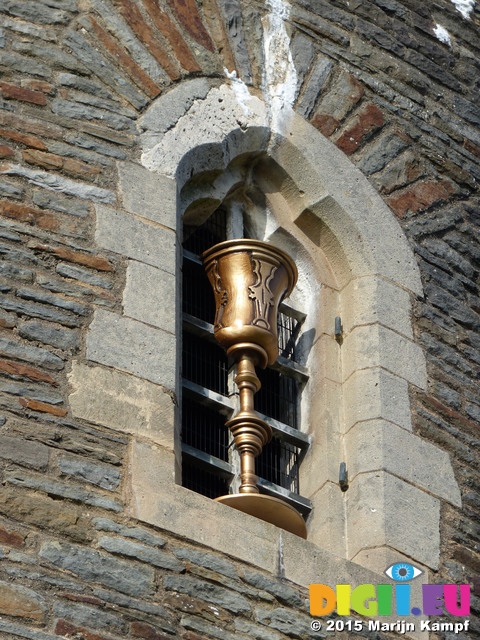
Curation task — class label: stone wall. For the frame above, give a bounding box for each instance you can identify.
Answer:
[0,0,478,639]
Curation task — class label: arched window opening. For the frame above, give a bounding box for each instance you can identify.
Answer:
[181,204,311,518]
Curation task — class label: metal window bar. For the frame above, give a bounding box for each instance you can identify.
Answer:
[182,458,230,499]
[182,397,230,461]
[182,331,229,396]
[257,436,300,494]
[181,206,306,498]
[255,366,298,429]
[277,310,302,362]
[183,208,227,254]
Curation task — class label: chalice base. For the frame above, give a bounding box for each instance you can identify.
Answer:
[215,493,307,539]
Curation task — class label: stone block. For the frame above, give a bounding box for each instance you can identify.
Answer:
[93,518,167,548]
[138,77,211,135]
[0,581,46,623]
[39,542,155,596]
[117,161,177,230]
[128,439,278,573]
[173,547,238,580]
[345,420,461,506]
[19,320,80,351]
[305,482,346,558]
[95,204,176,274]
[0,486,92,543]
[98,536,184,572]
[5,470,122,513]
[39,540,155,596]
[53,601,126,634]
[123,260,176,334]
[342,324,427,389]
[343,368,412,432]
[58,454,121,491]
[300,378,342,498]
[341,276,413,339]
[86,309,176,390]
[164,574,250,614]
[0,337,65,371]
[0,435,49,470]
[68,362,175,447]
[346,472,440,569]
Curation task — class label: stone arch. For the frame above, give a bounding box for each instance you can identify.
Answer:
[71,78,461,584]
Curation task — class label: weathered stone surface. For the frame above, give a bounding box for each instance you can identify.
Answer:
[19,321,80,351]
[342,324,427,389]
[123,260,176,333]
[68,362,175,447]
[0,486,91,542]
[2,0,71,24]
[55,262,113,289]
[180,615,241,640]
[255,606,318,638]
[173,547,237,580]
[164,575,250,614]
[16,287,89,316]
[117,162,176,229]
[53,601,126,634]
[0,164,115,204]
[93,518,166,548]
[335,102,384,154]
[241,570,303,607]
[32,190,90,217]
[62,30,148,110]
[358,130,410,175]
[0,293,82,327]
[39,541,155,596]
[311,70,364,136]
[234,618,285,640]
[0,523,24,548]
[343,367,412,432]
[0,434,49,469]
[58,454,121,491]
[95,205,176,274]
[86,309,176,389]
[346,420,461,505]
[98,536,185,572]
[0,581,47,623]
[92,587,172,622]
[347,472,441,569]
[0,335,64,370]
[6,471,122,512]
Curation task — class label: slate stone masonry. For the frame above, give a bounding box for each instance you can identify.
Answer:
[0,0,478,638]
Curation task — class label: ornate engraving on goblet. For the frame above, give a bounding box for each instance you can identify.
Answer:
[202,239,307,538]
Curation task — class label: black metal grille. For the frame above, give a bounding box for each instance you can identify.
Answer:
[183,208,227,254]
[181,207,304,500]
[182,331,229,395]
[277,310,302,362]
[182,459,229,499]
[256,367,298,429]
[257,436,300,493]
[182,257,215,323]
[182,398,229,461]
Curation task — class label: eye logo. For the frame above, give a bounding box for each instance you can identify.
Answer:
[384,562,423,582]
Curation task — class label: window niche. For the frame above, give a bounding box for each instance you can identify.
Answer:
[179,190,316,525]
[120,79,458,580]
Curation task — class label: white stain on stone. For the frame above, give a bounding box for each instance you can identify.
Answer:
[262,0,297,127]
[450,0,475,19]
[224,67,252,116]
[433,23,452,46]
